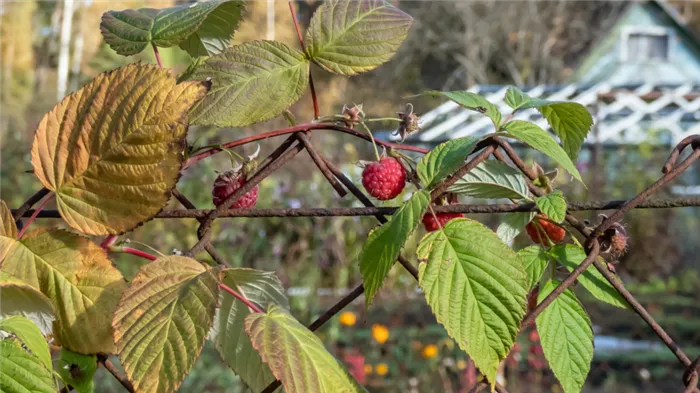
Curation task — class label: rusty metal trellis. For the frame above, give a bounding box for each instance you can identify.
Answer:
[11,130,700,393]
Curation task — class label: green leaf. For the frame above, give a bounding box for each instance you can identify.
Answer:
[1,200,18,260]
[113,256,219,393]
[502,120,583,184]
[178,1,245,57]
[0,339,57,393]
[423,91,502,129]
[417,136,480,189]
[536,279,593,393]
[503,87,549,111]
[0,273,55,336]
[535,190,567,223]
[517,246,550,290]
[31,64,209,235]
[538,103,593,161]
[245,305,367,393]
[1,229,126,354]
[304,0,412,76]
[549,245,629,309]
[417,218,527,385]
[57,349,97,393]
[360,190,430,306]
[100,0,244,56]
[0,316,51,371]
[448,160,531,200]
[187,40,310,127]
[496,211,535,244]
[211,269,288,392]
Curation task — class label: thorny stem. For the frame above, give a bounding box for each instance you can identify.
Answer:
[359,122,381,161]
[152,43,163,68]
[364,117,403,123]
[16,193,54,238]
[288,1,319,118]
[110,246,158,261]
[219,283,264,314]
[100,235,118,250]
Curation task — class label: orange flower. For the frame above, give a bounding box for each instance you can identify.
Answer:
[375,363,389,376]
[371,324,389,344]
[422,344,438,359]
[339,311,356,326]
[364,364,373,374]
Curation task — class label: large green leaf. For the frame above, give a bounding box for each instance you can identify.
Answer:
[503,87,593,160]
[417,136,480,189]
[100,0,245,56]
[177,1,245,57]
[31,64,209,235]
[535,190,567,223]
[113,256,219,393]
[1,229,126,354]
[187,40,309,127]
[0,339,57,393]
[0,273,55,336]
[360,190,430,306]
[549,245,629,309]
[502,120,583,184]
[449,160,531,200]
[245,305,367,393]
[57,349,97,393]
[0,316,52,370]
[417,218,527,384]
[517,246,550,291]
[304,0,412,76]
[537,280,593,393]
[423,91,502,129]
[211,269,288,392]
[496,211,535,244]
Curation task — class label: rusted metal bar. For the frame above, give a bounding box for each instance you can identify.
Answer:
[430,144,497,201]
[296,132,347,197]
[97,355,135,393]
[11,187,49,221]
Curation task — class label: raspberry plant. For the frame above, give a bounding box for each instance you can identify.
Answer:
[2,1,700,393]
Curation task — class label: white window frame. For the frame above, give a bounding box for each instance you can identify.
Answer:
[620,26,673,62]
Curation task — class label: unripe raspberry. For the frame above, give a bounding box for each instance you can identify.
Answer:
[422,212,464,232]
[525,215,566,245]
[361,157,406,200]
[212,170,258,209]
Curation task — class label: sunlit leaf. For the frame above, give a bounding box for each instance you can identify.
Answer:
[57,349,97,393]
[1,200,18,261]
[0,339,57,393]
[245,305,367,393]
[517,246,549,290]
[304,0,412,75]
[0,316,51,370]
[360,190,430,306]
[535,190,567,223]
[0,272,55,336]
[537,279,593,393]
[100,0,245,56]
[549,245,629,309]
[31,64,209,235]
[114,256,219,393]
[187,40,309,127]
[1,229,126,354]
[449,160,531,200]
[502,120,583,184]
[211,269,288,392]
[417,136,480,189]
[418,218,527,385]
[423,91,501,129]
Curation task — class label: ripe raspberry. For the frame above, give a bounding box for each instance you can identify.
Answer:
[361,157,406,200]
[525,215,566,245]
[212,170,258,209]
[422,212,464,232]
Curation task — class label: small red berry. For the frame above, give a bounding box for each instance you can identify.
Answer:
[525,215,566,245]
[422,213,464,232]
[212,170,258,209]
[361,157,406,200]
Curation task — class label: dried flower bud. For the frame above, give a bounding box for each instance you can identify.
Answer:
[394,103,420,142]
[341,104,363,128]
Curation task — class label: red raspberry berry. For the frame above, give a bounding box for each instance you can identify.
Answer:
[361,157,406,200]
[525,215,566,245]
[212,170,258,209]
[422,212,464,232]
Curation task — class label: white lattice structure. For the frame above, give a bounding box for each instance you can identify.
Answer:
[413,83,700,146]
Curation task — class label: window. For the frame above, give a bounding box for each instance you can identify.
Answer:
[621,27,671,62]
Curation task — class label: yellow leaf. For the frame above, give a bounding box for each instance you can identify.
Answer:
[1,229,126,354]
[1,200,18,261]
[30,64,209,235]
